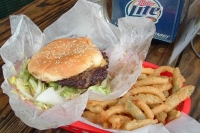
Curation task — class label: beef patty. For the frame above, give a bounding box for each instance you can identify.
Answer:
[56,52,108,89]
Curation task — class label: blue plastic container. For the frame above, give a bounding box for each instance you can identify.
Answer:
[111,0,189,43]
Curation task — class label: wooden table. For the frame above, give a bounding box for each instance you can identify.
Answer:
[0,0,199,132]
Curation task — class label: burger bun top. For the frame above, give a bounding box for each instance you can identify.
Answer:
[28,37,106,82]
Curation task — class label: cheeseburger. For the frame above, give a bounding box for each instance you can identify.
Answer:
[28,37,109,89]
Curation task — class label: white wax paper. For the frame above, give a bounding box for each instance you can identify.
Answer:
[79,112,200,133]
[0,0,155,129]
[3,0,199,132]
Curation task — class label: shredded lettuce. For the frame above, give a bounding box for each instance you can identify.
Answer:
[18,59,31,82]
[15,78,34,100]
[88,84,111,95]
[60,86,86,99]
[48,82,59,91]
[88,77,111,95]
[34,80,47,98]
[29,76,38,92]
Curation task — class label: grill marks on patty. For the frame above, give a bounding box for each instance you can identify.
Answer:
[56,52,109,89]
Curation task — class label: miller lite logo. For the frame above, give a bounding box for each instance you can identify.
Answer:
[125,0,163,23]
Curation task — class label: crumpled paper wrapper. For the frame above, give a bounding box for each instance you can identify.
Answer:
[2,0,199,132]
[0,0,155,130]
[79,112,200,133]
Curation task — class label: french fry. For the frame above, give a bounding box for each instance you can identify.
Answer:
[82,111,101,124]
[119,94,162,105]
[86,104,104,114]
[181,75,186,82]
[163,90,169,97]
[103,121,111,129]
[165,85,195,112]
[148,103,160,109]
[133,99,154,119]
[125,100,147,120]
[167,110,181,122]
[108,115,131,129]
[122,119,158,131]
[151,104,168,115]
[133,94,163,105]
[153,66,185,82]
[82,65,195,131]
[137,73,148,80]
[134,76,169,87]
[153,66,174,76]
[125,86,166,101]
[142,67,154,75]
[152,83,172,92]
[118,96,134,105]
[171,67,183,94]
[155,112,167,124]
[100,104,126,122]
[86,99,118,113]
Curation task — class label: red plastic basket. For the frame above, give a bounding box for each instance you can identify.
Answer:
[61,61,191,133]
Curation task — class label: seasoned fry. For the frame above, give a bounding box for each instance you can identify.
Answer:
[118,96,134,105]
[167,110,181,122]
[137,73,148,80]
[133,99,154,119]
[181,75,186,82]
[133,94,163,105]
[155,112,167,124]
[86,99,118,113]
[108,115,131,129]
[152,83,172,92]
[171,67,183,94]
[142,67,154,75]
[119,94,162,105]
[163,90,169,97]
[86,104,103,114]
[100,104,126,122]
[153,66,174,76]
[103,122,111,129]
[165,85,195,112]
[134,76,169,87]
[153,66,185,82]
[148,103,160,109]
[122,119,158,131]
[125,86,166,101]
[151,104,168,115]
[82,65,195,131]
[82,111,101,124]
[125,100,147,120]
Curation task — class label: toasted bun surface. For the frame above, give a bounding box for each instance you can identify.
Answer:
[28,37,106,82]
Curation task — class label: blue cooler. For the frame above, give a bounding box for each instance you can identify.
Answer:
[111,0,190,43]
